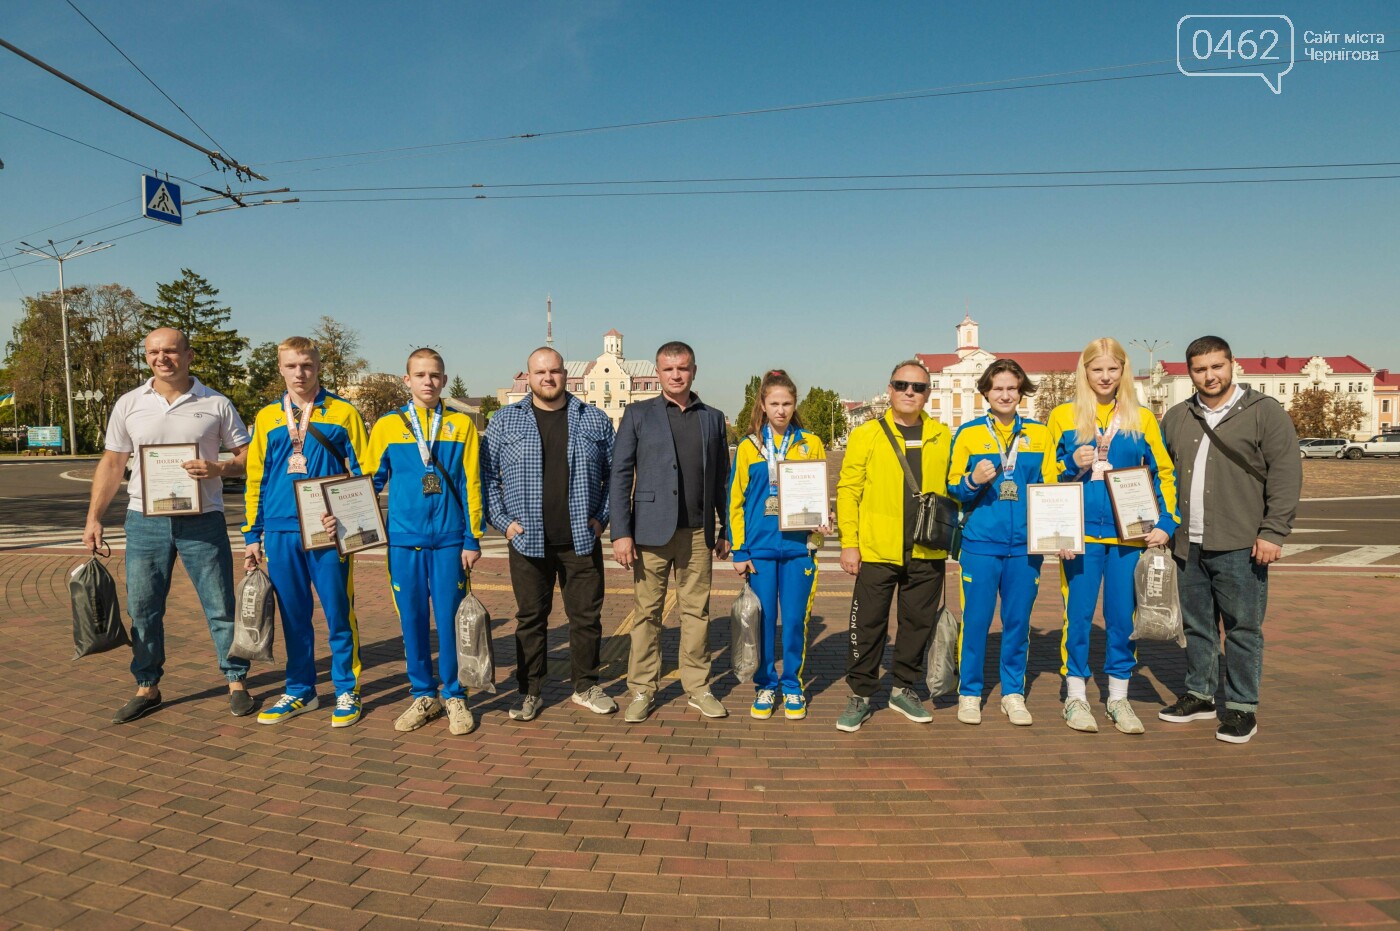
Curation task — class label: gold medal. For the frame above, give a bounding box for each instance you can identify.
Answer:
[764,495,779,517]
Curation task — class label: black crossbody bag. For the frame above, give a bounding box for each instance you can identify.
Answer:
[877,419,960,553]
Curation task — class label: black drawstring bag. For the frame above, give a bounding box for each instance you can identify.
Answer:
[70,547,130,659]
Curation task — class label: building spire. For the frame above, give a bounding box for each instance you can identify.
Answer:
[546,294,553,348]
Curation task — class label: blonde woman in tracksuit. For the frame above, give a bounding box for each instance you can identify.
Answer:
[947,359,1051,728]
[1047,337,1179,735]
[728,370,827,721]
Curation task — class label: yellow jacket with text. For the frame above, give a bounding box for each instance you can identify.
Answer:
[837,409,952,564]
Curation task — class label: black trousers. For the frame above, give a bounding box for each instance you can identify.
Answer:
[846,557,945,697]
[509,544,605,695]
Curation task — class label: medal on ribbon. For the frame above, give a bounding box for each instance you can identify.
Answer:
[1091,406,1118,481]
[991,416,1022,501]
[761,425,794,521]
[283,395,314,475]
[405,403,444,496]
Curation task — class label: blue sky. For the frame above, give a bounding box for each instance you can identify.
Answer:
[2,1,1397,414]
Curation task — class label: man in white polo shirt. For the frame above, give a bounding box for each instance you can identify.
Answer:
[83,327,254,723]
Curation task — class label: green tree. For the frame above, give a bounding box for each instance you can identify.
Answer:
[449,375,468,399]
[311,315,367,393]
[480,396,501,421]
[796,386,848,447]
[143,269,248,396]
[350,373,410,425]
[734,375,761,438]
[232,341,284,421]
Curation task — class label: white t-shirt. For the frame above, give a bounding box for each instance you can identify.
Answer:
[1187,384,1244,543]
[104,377,251,513]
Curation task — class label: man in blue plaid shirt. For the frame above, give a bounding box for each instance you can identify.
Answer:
[482,347,617,720]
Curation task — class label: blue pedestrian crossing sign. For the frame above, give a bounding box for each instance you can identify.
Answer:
[141,175,182,225]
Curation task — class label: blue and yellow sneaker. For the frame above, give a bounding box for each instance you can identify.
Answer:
[751,689,776,720]
[257,693,318,725]
[784,693,807,720]
[331,692,362,728]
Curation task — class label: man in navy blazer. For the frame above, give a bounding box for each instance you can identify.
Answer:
[610,340,731,722]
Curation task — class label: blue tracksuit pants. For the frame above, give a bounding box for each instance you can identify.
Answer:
[264,530,360,700]
[388,545,466,700]
[1060,541,1138,680]
[957,551,1043,697]
[747,553,817,695]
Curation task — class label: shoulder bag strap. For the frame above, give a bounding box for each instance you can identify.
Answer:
[304,421,349,471]
[1198,416,1266,484]
[394,409,466,517]
[877,418,923,497]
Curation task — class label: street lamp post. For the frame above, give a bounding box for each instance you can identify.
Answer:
[1130,338,1172,416]
[14,239,114,456]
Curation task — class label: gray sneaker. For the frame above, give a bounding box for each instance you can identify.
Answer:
[835,695,873,732]
[445,697,476,735]
[956,695,982,725]
[509,694,543,721]
[394,696,443,732]
[1106,698,1145,735]
[687,692,728,718]
[1063,698,1099,733]
[624,691,654,723]
[571,685,618,715]
[889,687,933,723]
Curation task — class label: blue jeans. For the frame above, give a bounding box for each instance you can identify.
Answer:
[124,509,248,687]
[1176,544,1267,712]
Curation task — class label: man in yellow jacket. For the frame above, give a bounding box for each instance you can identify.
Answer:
[835,360,953,732]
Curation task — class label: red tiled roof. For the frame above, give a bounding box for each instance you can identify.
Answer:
[915,353,960,370]
[1375,369,1400,389]
[1161,355,1374,376]
[604,328,622,337]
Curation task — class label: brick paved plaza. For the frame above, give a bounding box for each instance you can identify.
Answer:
[0,549,1397,929]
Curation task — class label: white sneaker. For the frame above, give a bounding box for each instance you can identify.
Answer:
[1000,694,1033,726]
[956,695,982,725]
[394,696,443,732]
[1063,698,1099,733]
[1106,698,1145,735]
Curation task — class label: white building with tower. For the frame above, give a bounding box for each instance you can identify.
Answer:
[505,327,661,428]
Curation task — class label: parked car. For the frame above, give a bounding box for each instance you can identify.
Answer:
[219,450,246,491]
[1300,438,1348,459]
[1337,433,1400,460]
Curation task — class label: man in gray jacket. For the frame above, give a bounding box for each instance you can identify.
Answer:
[1158,335,1301,744]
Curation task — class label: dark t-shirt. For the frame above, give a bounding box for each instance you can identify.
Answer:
[896,421,923,554]
[533,403,571,546]
[666,399,705,529]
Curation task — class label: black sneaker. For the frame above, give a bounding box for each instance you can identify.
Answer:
[1158,693,1216,723]
[1216,709,1257,744]
[229,688,254,717]
[112,691,161,724]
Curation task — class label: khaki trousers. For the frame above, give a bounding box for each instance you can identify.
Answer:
[627,526,714,697]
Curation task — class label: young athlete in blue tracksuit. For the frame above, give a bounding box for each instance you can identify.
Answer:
[1047,337,1179,736]
[946,359,1050,728]
[243,336,370,728]
[727,370,828,721]
[362,348,485,736]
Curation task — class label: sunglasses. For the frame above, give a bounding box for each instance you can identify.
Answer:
[890,380,930,394]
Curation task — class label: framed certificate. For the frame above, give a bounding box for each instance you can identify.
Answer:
[1026,482,1085,555]
[777,460,829,532]
[321,475,387,555]
[295,474,346,551]
[1104,466,1161,541]
[138,443,203,517]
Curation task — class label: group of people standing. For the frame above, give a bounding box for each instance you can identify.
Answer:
[85,328,1299,747]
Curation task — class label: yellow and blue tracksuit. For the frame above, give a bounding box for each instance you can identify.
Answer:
[242,390,369,700]
[727,428,825,696]
[947,415,1051,699]
[366,403,484,701]
[1047,402,1179,680]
